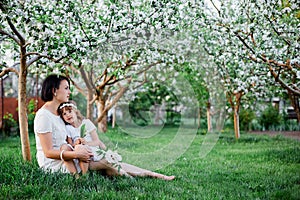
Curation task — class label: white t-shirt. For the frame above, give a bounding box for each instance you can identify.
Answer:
[34,108,69,173]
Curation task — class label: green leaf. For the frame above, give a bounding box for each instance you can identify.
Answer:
[80,124,86,138]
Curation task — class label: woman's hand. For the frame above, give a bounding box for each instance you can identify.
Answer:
[74,144,93,162]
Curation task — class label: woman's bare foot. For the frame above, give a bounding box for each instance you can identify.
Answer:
[162,175,176,181]
[147,172,176,180]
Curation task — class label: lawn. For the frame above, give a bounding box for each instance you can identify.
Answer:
[0,127,299,200]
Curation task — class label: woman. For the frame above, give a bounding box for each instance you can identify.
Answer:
[34,74,129,177]
[58,101,176,180]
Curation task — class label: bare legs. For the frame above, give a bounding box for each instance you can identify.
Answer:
[60,144,79,174]
[60,144,130,177]
[60,144,175,180]
[88,161,175,180]
[89,160,132,177]
[119,163,175,181]
[79,161,89,175]
[60,144,89,175]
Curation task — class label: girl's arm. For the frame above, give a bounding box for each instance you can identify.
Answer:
[66,136,75,147]
[86,129,107,149]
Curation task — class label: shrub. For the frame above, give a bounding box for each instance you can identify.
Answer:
[27,99,37,134]
[239,108,256,131]
[1,113,18,137]
[258,105,282,130]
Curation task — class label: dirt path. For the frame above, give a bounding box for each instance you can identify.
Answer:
[248,131,300,141]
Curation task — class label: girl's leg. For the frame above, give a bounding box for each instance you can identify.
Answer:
[79,161,89,174]
[78,145,91,174]
[60,144,78,174]
[120,163,175,180]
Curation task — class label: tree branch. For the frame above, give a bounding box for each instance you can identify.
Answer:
[209,0,220,15]
[0,68,19,77]
[97,78,132,122]
[79,65,94,90]
[69,77,86,97]
[267,62,300,95]
[0,29,20,44]
[264,14,291,46]
[6,17,25,44]
[25,51,75,67]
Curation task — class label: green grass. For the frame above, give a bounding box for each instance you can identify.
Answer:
[0,128,299,200]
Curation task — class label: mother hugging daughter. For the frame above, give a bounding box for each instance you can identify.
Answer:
[34,74,175,180]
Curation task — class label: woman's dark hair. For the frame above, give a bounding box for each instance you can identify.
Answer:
[41,74,70,102]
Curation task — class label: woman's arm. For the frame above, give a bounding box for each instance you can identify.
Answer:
[39,132,61,159]
[39,132,93,162]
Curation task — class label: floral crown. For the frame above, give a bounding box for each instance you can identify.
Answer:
[59,102,77,110]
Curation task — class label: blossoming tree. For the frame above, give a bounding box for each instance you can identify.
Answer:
[0,0,194,160]
[62,0,193,132]
[201,0,300,124]
[0,0,118,160]
[0,0,84,161]
[184,0,299,138]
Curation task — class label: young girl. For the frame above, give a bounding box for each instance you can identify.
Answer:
[58,101,176,180]
[58,102,107,174]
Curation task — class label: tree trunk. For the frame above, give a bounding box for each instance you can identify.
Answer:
[96,83,129,126]
[154,104,161,125]
[216,108,224,131]
[97,99,107,133]
[197,107,201,129]
[227,92,242,139]
[112,106,116,128]
[233,106,240,139]
[86,90,94,120]
[288,92,300,123]
[19,47,31,161]
[207,102,212,132]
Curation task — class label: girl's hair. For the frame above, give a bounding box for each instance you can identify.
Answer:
[57,101,84,124]
[41,74,70,102]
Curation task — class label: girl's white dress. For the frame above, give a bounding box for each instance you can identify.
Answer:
[34,108,76,173]
[66,119,102,161]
